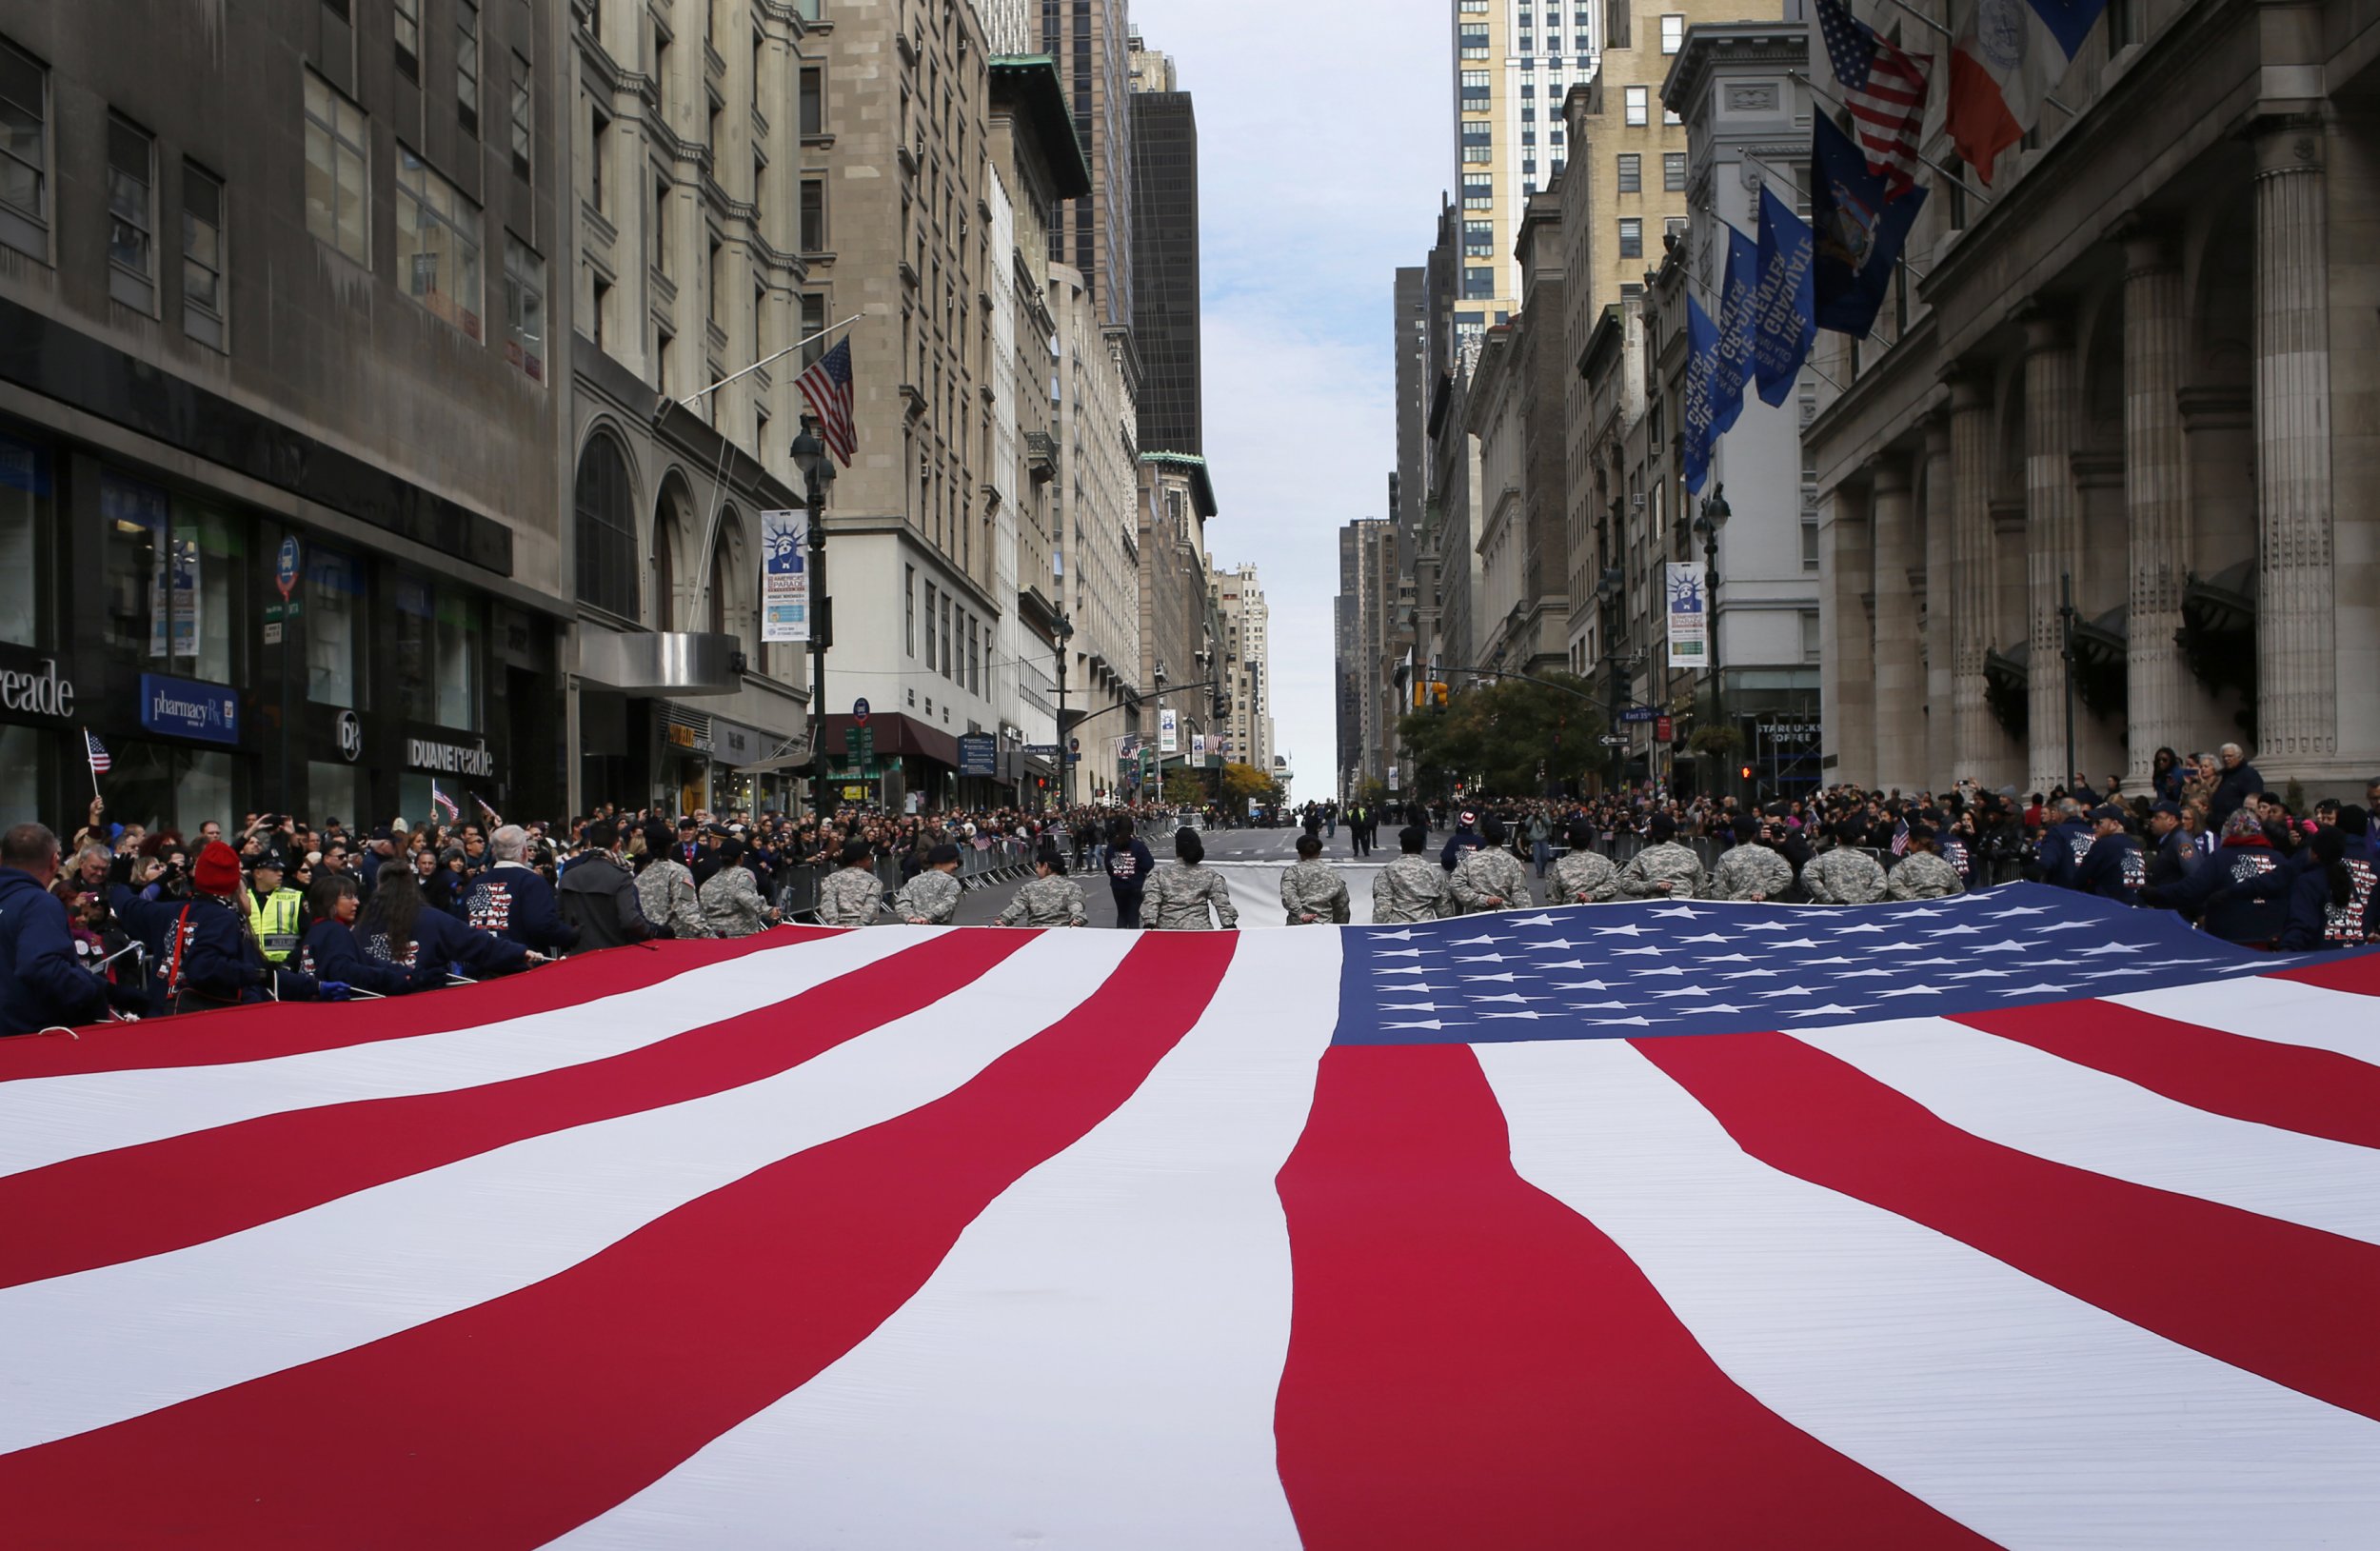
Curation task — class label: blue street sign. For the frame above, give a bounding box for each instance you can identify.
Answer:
[852,697,871,726]
[275,536,301,602]
[1620,706,1657,725]
[957,732,996,776]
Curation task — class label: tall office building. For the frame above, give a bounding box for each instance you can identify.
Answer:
[1129,35,1200,456]
[1214,562,1273,773]
[1451,0,1600,353]
[1041,0,1135,335]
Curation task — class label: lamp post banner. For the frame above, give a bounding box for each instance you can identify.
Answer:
[1666,562,1708,669]
[1160,708,1179,754]
[760,509,808,644]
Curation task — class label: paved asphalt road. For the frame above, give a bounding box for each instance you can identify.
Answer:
[945,823,1453,929]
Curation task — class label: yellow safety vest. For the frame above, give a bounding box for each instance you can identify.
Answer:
[248,886,306,964]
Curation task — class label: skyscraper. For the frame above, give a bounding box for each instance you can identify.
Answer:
[1452,0,1600,352]
[1042,0,1135,335]
[1130,36,1200,456]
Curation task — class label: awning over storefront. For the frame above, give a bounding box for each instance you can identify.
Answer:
[576,629,744,695]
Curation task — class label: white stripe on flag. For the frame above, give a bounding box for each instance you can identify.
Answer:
[0,931,917,1182]
[1475,1038,2380,1551]
[2111,977,2380,1067]
[553,930,1336,1551]
[0,932,1132,1456]
[1790,1017,2380,1245]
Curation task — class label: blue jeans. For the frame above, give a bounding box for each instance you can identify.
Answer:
[1533,840,1553,876]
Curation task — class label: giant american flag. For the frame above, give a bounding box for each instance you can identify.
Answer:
[2,884,2376,1547]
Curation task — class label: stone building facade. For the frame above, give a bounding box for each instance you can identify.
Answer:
[1807,0,2380,798]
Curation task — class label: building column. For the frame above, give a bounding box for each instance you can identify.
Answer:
[2023,309,2080,793]
[2253,117,2338,767]
[1819,484,1875,789]
[1871,459,1924,791]
[1948,371,2015,787]
[1920,411,1954,790]
[2121,226,2195,783]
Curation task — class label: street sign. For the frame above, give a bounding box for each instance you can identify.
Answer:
[1655,715,1674,744]
[1068,737,1081,753]
[852,697,871,726]
[1025,744,1062,758]
[849,726,876,771]
[1598,734,1629,746]
[275,536,301,602]
[957,732,996,776]
[1620,706,1656,725]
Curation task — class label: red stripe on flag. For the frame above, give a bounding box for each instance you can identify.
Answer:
[0,934,1236,1549]
[1272,1043,1993,1551]
[1956,1000,2380,1152]
[0,932,1028,1291]
[2274,951,2380,998]
[0,931,825,1084]
[1636,1031,2380,1422]
[1944,47,2023,186]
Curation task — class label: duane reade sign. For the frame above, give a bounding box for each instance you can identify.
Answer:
[0,655,73,719]
[407,737,495,776]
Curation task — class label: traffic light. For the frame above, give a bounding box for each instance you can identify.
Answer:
[1432,682,1451,708]
[1739,765,1755,782]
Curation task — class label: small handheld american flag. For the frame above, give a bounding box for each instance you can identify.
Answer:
[430,782,459,823]
[83,730,110,775]
[794,338,856,467]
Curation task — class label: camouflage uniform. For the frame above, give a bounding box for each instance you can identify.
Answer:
[1617,841,1708,900]
[1450,846,1533,914]
[892,868,963,925]
[1708,844,1794,903]
[1803,847,1888,905]
[1279,860,1352,925]
[817,865,887,927]
[1141,862,1239,930]
[1371,854,1453,924]
[1547,848,1620,905]
[998,873,1089,927]
[1884,850,1965,901]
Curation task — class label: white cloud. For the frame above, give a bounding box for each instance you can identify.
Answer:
[1130,0,1446,792]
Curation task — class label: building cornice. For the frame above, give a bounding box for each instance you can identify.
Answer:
[1664,24,1809,114]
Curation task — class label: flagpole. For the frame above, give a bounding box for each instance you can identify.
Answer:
[1789,70,1993,209]
[83,728,100,805]
[1841,4,2074,111]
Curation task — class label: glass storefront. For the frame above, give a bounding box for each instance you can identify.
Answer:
[0,429,47,647]
[307,759,361,831]
[306,547,366,708]
[100,738,237,839]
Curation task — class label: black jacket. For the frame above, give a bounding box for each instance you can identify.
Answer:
[2210,762,2265,827]
[0,867,108,1035]
[358,902,532,987]
[557,852,658,950]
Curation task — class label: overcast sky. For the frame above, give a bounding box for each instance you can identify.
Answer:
[1129,0,1445,798]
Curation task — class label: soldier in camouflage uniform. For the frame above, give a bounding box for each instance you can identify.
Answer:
[892,843,965,925]
[817,839,889,927]
[998,848,1089,926]
[1708,822,1795,903]
[1279,834,1352,925]
[1617,815,1708,899]
[1803,826,1889,905]
[1373,825,1454,924]
[1450,817,1533,914]
[1885,825,1965,901]
[1548,821,1621,905]
[1142,827,1240,930]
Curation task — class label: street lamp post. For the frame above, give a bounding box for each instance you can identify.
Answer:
[1054,612,1075,810]
[1597,567,1625,793]
[1693,484,1731,796]
[791,415,837,803]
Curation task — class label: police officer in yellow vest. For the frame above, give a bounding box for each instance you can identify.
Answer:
[245,855,305,965]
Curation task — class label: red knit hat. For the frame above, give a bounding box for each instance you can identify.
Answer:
[191,841,244,897]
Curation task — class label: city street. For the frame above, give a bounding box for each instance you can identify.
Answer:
[946,824,1401,928]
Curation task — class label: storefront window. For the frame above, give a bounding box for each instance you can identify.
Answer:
[392,573,480,730]
[0,724,40,819]
[0,428,49,646]
[307,759,360,830]
[101,738,236,837]
[99,472,246,683]
[306,546,365,707]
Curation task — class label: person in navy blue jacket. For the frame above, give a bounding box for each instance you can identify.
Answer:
[2073,805,2148,905]
[298,873,412,997]
[1101,815,1158,930]
[0,823,109,1035]
[2034,798,2093,889]
[111,841,324,1014]
[357,863,532,988]
[457,825,579,954]
[1438,810,1485,873]
[2151,808,2289,945]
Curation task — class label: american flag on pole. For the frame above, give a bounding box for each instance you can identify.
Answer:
[430,781,460,823]
[794,336,857,467]
[82,729,109,774]
[1816,0,1934,200]
[3,887,2377,1546]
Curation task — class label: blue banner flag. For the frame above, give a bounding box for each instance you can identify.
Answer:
[1711,224,1759,438]
[1752,187,1816,406]
[1681,294,1720,494]
[1812,112,1929,338]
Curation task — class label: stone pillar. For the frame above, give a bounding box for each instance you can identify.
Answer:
[2023,310,2080,793]
[2122,226,2194,784]
[1819,484,1874,789]
[1870,460,1924,791]
[2253,118,2338,767]
[1949,372,2015,787]
[1921,411,1955,790]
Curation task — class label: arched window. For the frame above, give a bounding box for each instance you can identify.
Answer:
[708,509,741,646]
[573,433,638,619]
[651,473,692,630]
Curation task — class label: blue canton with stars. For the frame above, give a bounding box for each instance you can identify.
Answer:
[1334,883,2323,1045]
